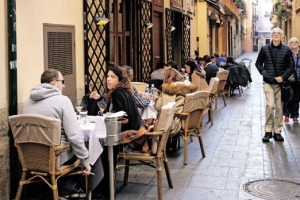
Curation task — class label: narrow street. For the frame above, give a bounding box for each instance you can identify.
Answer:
[114,52,300,200]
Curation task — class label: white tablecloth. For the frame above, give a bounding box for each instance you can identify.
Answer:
[79,116,107,192]
[80,116,107,165]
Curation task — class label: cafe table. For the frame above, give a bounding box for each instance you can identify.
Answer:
[80,116,106,200]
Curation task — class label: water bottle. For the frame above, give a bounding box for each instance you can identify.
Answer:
[145,84,150,94]
[150,84,155,95]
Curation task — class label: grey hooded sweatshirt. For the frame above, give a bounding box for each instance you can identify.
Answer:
[22,83,89,167]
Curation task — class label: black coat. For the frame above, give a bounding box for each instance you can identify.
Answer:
[255,42,294,84]
[107,88,142,131]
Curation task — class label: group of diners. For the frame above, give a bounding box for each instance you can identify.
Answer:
[21,52,248,199]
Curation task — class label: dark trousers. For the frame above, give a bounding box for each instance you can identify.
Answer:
[284,80,300,118]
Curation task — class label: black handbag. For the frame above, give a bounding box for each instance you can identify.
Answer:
[268,45,292,102]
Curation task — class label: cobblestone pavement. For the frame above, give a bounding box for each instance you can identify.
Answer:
[113,52,300,200]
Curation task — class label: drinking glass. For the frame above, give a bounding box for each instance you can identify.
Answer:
[75,99,83,114]
[79,110,88,124]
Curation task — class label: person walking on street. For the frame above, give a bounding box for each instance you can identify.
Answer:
[283,37,300,124]
[255,27,294,142]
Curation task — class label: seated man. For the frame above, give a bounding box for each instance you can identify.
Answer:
[22,69,91,197]
[203,55,219,84]
[151,60,165,80]
[122,65,152,115]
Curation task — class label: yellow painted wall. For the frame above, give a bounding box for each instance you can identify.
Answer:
[16,0,85,103]
[292,0,300,41]
[0,0,8,109]
[194,2,209,56]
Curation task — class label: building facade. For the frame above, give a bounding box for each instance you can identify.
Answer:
[0,0,258,198]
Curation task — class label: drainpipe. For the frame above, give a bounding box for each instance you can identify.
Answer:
[8,0,18,198]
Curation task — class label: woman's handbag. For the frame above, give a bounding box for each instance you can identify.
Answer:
[280,81,292,102]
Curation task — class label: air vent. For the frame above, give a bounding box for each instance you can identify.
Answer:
[47,32,73,75]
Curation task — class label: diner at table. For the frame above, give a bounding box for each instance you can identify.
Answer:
[21,69,91,199]
[156,68,198,152]
[87,65,142,199]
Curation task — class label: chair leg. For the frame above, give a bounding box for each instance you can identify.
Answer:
[157,158,163,200]
[85,175,89,200]
[15,172,26,200]
[215,94,218,109]
[163,152,173,188]
[197,129,206,157]
[183,132,188,165]
[222,93,226,106]
[209,108,214,126]
[51,175,59,200]
[123,160,130,185]
[177,135,180,150]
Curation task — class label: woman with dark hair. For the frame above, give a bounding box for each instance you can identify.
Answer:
[91,65,141,131]
[184,60,197,81]
[92,65,142,198]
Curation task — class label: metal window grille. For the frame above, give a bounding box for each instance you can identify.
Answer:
[84,0,109,94]
[140,0,153,81]
[166,8,174,61]
[182,14,190,64]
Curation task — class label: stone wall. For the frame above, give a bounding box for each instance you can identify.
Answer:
[0,108,10,199]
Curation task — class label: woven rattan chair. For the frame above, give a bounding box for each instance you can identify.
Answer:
[215,70,229,109]
[9,114,87,200]
[175,90,210,165]
[203,77,220,126]
[115,102,176,200]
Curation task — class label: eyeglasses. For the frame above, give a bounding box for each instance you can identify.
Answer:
[56,80,65,84]
[272,31,282,35]
[290,41,299,44]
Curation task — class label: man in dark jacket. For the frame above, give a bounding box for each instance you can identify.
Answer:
[255,27,294,142]
[203,55,219,84]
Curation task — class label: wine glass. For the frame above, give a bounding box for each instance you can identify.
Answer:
[75,99,83,115]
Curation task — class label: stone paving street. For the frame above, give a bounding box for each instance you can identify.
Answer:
[113,52,300,200]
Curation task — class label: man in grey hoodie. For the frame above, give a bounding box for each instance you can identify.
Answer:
[22,69,91,196]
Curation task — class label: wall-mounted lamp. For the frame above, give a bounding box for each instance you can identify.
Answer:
[94,17,110,25]
[145,22,154,29]
[170,26,176,32]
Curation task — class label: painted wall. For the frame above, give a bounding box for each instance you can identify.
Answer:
[245,0,253,53]
[0,0,8,109]
[16,0,85,105]
[0,0,10,198]
[194,2,209,56]
[292,0,300,41]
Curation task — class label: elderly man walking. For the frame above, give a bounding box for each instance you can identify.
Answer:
[255,27,294,142]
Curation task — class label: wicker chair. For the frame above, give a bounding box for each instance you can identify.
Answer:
[115,102,176,200]
[203,77,220,126]
[9,114,87,200]
[214,70,229,109]
[175,90,210,165]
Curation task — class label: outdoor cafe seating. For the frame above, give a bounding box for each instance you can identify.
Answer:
[9,114,89,200]
[114,102,176,200]
[175,90,210,165]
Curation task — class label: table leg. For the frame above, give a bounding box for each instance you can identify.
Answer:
[108,146,114,200]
